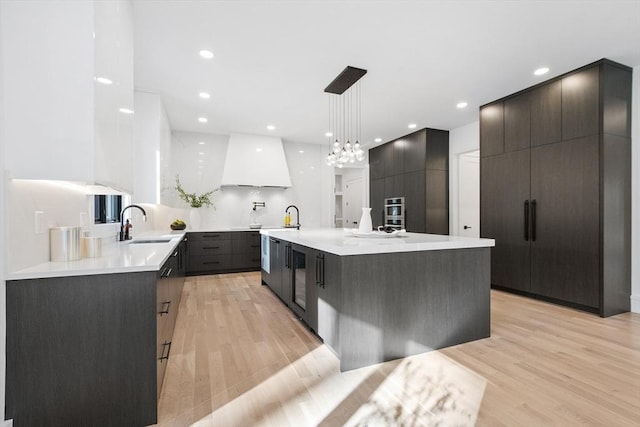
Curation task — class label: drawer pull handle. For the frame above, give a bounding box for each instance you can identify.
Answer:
[159,341,172,361]
[162,268,172,278]
[203,246,220,250]
[159,301,171,315]
[203,261,220,265]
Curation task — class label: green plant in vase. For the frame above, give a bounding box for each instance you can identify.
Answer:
[175,175,219,208]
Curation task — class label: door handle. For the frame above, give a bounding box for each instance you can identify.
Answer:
[531,200,537,242]
[463,225,472,230]
[524,200,529,241]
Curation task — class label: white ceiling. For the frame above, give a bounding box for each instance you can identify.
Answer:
[132,1,640,148]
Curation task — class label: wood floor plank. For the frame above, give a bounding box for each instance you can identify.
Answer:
[155,272,640,426]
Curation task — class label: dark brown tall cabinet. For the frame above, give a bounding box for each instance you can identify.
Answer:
[369,128,449,234]
[480,59,632,317]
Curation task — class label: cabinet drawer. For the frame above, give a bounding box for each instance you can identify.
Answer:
[231,253,261,270]
[187,254,231,272]
[189,239,232,255]
[232,238,261,254]
[188,232,233,242]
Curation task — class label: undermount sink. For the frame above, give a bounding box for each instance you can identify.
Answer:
[129,239,172,244]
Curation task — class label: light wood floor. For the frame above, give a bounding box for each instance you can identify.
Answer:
[156,272,640,426]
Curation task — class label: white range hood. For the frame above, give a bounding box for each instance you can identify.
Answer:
[220,133,292,188]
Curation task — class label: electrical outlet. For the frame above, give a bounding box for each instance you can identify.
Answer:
[34,211,44,234]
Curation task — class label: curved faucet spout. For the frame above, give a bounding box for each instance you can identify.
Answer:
[285,205,300,230]
[119,204,147,241]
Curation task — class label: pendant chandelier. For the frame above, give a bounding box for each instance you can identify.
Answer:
[324,66,367,167]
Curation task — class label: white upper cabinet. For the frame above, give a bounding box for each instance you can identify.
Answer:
[1,1,134,192]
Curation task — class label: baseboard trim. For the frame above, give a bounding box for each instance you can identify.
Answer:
[631,295,640,313]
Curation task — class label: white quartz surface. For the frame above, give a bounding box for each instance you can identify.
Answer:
[6,231,186,280]
[260,228,495,256]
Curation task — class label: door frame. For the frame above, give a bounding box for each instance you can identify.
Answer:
[455,149,480,237]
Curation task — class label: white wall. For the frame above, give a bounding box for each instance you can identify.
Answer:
[169,131,326,229]
[448,121,480,236]
[631,66,639,313]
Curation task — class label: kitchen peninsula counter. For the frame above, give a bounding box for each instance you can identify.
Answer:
[260,228,494,371]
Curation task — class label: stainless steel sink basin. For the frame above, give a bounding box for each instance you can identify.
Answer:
[129,239,172,244]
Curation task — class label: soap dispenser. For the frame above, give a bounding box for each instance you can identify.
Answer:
[285,212,291,226]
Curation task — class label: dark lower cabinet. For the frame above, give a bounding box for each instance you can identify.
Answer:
[187,231,261,275]
[6,240,187,426]
[6,272,158,426]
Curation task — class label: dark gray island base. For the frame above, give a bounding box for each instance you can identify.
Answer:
[338,248,490,371]
[261,229,493,371]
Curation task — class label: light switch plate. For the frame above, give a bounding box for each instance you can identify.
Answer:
[34,211,44,234]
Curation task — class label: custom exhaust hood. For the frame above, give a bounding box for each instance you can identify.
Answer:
[220,133,292,188]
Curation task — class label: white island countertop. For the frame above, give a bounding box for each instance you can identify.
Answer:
[6,231,186,281]
[260,228,495,256]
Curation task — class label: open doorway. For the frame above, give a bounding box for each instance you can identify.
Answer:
[457,150,480,237]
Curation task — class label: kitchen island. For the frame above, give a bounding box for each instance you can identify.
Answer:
[261,228,495,371]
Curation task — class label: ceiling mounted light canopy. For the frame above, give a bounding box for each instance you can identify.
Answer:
[324,66,367,167]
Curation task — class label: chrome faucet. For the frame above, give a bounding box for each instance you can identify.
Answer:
[285,205,300,230]
[119,204,147,241]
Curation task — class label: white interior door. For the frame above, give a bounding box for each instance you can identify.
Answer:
[458,150,480,237]
[344,177,363,227]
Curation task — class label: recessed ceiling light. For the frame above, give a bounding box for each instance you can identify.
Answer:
[267,125,275,131]
[119,108,134,114]
[374,138,382,143]
[256,148,263,152]
[456,102,468,109]
[199,50,214,59]
[95,77,112,85]
[534,67,549,76]
[199,92,211,99]
[299,150,304,154]
[198,141,205,145]
[408,123,417,129]
[198,159,203,162]
[198,117,208,123]
[198,152,205,155]
[325,132,333,137]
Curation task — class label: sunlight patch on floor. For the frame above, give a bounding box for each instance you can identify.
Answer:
[190,346,486,427]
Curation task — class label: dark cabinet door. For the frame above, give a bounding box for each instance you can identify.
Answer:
[424,129,448,170]
[316,252,341,353]
[404,130,427,172]
[268,238,283,297]
[504,92,531,152]
[382,142,394,178]
[305,249,321,333]
[369,145,384,180]
[369,178,385,227]
[425,169,448,235]
[392,138,405,176]
[530,80,561,147]
[282,243,292,306]
[384,175,395,199]
[403,170,426,233]
[480,149,531,292]
[562,66,600,140]
[480,102,504,157]
[530,136,600,308]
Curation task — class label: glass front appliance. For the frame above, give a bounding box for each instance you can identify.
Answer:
[384,197,405,229]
